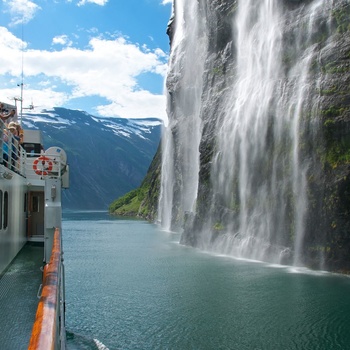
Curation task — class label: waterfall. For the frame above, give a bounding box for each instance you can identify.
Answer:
[158,0,207,231]
[210,0,286,262]
[160,0,335,265]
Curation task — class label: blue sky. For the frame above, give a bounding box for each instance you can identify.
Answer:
[0,0,172,122]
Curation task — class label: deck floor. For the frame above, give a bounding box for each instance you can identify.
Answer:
[0,244,44,350]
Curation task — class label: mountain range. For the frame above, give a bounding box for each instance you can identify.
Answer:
[21,108,162,210]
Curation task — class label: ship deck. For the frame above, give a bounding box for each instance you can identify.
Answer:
[0,243,44,350]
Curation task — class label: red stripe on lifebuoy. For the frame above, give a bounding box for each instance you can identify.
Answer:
[33,156,53,176]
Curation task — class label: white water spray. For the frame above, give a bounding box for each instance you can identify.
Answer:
[158,0,207,230]
[161,0,332,265]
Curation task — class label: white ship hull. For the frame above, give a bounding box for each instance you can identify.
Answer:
[0,168,27,274]
[0,101,69,349]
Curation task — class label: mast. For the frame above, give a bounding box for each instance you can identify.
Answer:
[20,22,24,126]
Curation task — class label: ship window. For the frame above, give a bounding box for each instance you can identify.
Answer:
[3,191,8,230]
[0,190,2,229]
[23,143,42,157]
[32,196,39,213]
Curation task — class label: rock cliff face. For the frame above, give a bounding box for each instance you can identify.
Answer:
[155,0,350,272]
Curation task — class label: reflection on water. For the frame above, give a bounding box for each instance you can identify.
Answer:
[64,211,350,350]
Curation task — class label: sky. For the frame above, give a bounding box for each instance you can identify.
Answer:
[0,0,173,122]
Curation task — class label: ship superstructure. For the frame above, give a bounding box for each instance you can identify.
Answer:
[0,101,69,349]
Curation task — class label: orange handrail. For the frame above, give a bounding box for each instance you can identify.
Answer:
[28,228,62,350]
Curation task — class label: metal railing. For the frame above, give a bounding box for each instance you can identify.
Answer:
[0,121,65,180]
[28,228,66,350]
[0,122,26,176]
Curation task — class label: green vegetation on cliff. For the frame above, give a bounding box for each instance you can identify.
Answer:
[108,188,144,216]
[109,144,161,221]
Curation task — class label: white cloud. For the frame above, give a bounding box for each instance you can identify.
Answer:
[0,26,25,50]
[52,35,73,47]
[161,0,172,5]
[3,0,41,26]
[96,90,166,119]
[77,0,108,6]
[0,27,26,76]
[0,86,69,111]
[0,27,168,122]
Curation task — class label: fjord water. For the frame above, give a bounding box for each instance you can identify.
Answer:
[63,212,350,350]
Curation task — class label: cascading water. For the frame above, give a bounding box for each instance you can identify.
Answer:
[210,1,288,263]
[160,0,339,267]
[158,0,207,231]
[209,0,330,264]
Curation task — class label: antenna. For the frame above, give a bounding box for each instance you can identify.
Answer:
[8,96,22,110]
[23,100,34,110]
[17,21,25,126]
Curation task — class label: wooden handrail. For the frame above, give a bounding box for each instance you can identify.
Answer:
[28,228,62,350]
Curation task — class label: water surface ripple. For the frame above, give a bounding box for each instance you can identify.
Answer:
[63,212,350,350]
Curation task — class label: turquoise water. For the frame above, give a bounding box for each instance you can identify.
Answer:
[63,211,350,350]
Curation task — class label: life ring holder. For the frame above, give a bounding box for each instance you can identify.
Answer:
[33,156,53,176]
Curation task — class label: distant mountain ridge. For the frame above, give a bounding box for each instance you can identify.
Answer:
[21,108,162,210]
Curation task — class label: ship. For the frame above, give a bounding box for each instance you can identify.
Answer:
[0,101,69,349]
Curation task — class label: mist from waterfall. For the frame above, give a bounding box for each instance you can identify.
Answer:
[160,0,333,265]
